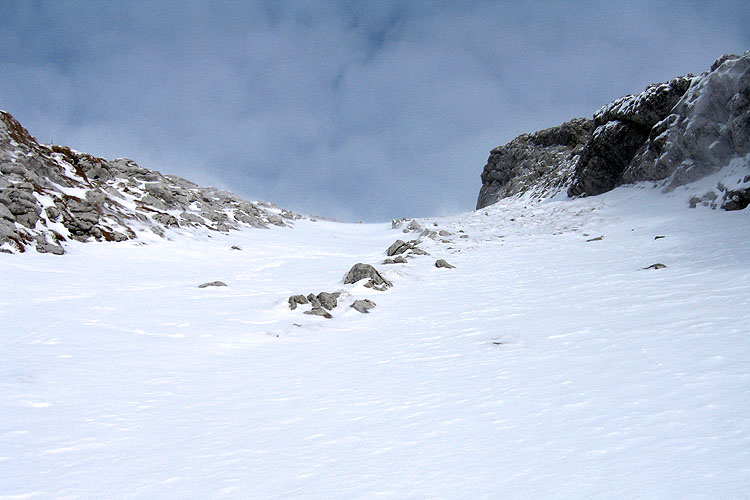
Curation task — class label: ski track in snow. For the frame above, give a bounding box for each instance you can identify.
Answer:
[1,185,749,499]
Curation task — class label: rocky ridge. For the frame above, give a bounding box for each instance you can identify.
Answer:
[0,111,299,254]
[477,52,750,210]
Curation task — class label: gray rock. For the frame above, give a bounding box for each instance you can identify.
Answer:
[60,197,100,240]
[306,293,321,309]
[478,54,750,205]
[152,213,180,227]
[316,292,341,310]
[0,185,42,228]
[722,188,750,211]
[351,299,376,313]
[304,307,333,319]
[383,255,407,265]
[34,235,65,255]
[266,214,286,226]
[387,239,409,256]
[409,247,430,256]
[643,263,667,270]
[477,118,593,208]
[625,54,750,190]
[0,202,13,221]
[288,294,309,310]
[568,76,691,196]
[435,259,456,269]
[344,263,392,289]
[198,281,228,288]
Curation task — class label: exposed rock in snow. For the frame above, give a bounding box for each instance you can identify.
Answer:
[351,299,376,313]
[624,53,750,190]
[478,52,750,210]
[304,307,333,319]
[435,259,456,269]
[0,111,299,254]
[477,118,593,208]
[198,281,228,288]
[386,239,409,256]
[288,294,310,310]
[344,263,392,289]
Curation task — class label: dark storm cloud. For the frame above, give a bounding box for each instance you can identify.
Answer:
[1,1,748,221]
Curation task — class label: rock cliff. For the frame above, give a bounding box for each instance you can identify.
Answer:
[0,111,298,254]
[477,52,750,210]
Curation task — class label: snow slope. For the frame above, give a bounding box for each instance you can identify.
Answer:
[1,180,749,499]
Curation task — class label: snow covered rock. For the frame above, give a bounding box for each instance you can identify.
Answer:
[351,299,376,313]
[477,118,593,208]
[567,75,692,197]
[0,110,300,254]
[344,263,392,289]
[288,294,310,310]
[478,52,750,209]
[624,53,750,190]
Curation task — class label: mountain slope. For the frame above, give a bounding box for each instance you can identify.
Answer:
[478,52,750,209]
[0,111,298,255]
[2,179,749,498]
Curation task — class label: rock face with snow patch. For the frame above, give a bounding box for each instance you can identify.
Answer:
[477,118,593,208]
[567,76,692,197]
[0,111,299,254]
[623,54,750,190]
[477,52,750,209]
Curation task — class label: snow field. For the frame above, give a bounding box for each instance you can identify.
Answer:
[1,184,749,499]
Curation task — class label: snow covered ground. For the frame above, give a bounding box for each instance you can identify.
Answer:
[1,180,749,499]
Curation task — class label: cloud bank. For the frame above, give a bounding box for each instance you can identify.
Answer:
[1,1,748,221]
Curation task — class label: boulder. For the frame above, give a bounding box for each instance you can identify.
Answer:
[288,294,309,310]
[435,259,456,269]
[34,235,64,255]
[344,263,392,289]
[351,299,376,314]
[387,239,409,256]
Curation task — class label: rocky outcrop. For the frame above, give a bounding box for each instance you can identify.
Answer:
[623,54,750,189]
[477,118,593,208]
[0,111,299,254]
[568,76,691,196]
[477,52,750,210]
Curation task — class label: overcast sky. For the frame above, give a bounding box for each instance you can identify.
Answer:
[1,1,748,221]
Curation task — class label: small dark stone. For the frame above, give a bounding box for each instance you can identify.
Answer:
[435,259,456,269]
[643,263,667,270]
[198,281,227,288]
